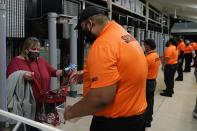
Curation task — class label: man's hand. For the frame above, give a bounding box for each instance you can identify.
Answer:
[61,70,83,86]
[23,72,34,80]
[68,70,83,84]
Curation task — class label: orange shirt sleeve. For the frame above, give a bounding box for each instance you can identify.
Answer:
[87,42,121,88]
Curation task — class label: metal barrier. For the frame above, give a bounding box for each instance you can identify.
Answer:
[0,110,64,131]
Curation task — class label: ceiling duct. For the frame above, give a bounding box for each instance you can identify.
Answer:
[171,22,197,34]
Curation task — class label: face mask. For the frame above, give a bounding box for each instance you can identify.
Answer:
[28,51,39,61]
[85,32,97,44]
[83,22,97,44]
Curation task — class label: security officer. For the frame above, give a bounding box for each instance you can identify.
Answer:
[160,38,178,97]
[144,39,160,127]
[183,40,193,72]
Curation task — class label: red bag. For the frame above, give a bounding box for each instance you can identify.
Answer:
[37,87,68,126]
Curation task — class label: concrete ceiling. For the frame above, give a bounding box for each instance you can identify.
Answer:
[147,0,197,21]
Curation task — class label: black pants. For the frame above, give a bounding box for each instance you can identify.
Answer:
[184,53,192,72]
[164,64,178,95]
[177,53,184,79]
[145,79,156,124]
[90,114,145,131]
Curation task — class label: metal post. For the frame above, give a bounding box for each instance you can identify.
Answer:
[145,1,149,38]
[0,4,7,116]
[154,32,158,51]
[48,13,58,90]
[141,29,145,41]
[107,0,112,20]
[69,17,78,97]
[82,0,85,10]
[161,14,164,34]
[167,15,170,37]
[136,28,141,42]
[147,30,151,38]
[63,23,70,39]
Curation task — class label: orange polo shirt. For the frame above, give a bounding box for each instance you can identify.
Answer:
[184,45,193,54]
[164,44,178,65]
[146,50,160,79]
[191,42,197,50]
[83,20,147,118]
[177,41,186,52]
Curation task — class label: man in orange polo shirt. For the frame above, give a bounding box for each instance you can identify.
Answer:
[191,41,197,67]
[184,40,193,72]
[160,38,178,97]
[144,39,160,127]
[64,6,147,131]
[176,38,185,81]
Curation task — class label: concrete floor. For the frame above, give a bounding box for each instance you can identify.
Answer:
[57,67,197,131]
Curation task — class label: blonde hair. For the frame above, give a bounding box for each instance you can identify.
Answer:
[21,37,40,55]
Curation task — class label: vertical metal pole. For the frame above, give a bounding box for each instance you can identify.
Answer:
[161,14,164,56]
[69,17,78,97]
[141,29,145,41]
[0,4,7,122]
[82,0,85,10]
[161,14,164,34]
[0,4,6,108]
[48,13,58,90]
[145,1,149,38]
[136,28,141,42]
[154,32,158,52]
[107,0,112,20]
[168,15,170,37]
[63,23,70,39]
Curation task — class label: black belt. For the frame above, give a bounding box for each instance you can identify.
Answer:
[147,79,156,81]
[93,113,145,121]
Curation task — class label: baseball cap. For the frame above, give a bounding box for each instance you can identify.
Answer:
[75,6,109,30]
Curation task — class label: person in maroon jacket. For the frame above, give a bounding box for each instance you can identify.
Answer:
[6,37,71,125]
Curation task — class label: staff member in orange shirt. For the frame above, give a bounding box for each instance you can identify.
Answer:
[63,6,148,131]
[144,39,160,127]
[184,40,193,72]
[176,38,185,81]
[160,38,178,97]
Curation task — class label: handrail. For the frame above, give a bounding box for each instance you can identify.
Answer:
[0,110,63,131]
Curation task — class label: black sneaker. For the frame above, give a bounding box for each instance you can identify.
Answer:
[193,108,197,118]
[175,78,183,81]
[160,92,172,97]
[163,90,174,94]
[145,123,151,127]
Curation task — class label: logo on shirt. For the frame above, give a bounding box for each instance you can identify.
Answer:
[121,35,135,43]
[91,77,98,82]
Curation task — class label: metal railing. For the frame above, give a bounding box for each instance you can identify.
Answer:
[0,109,64,131]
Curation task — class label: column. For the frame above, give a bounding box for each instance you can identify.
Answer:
[0,4,7,121]
[69,17,78,97]
[48,13,58,90]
